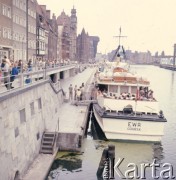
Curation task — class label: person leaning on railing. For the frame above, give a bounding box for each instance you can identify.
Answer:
[27,59,32,71]
[10,62,19,89]
[17,60,22,73]
[1,58,11,90]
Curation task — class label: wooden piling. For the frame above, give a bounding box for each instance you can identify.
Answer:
[96,145,115,179]
[96,148,109,179]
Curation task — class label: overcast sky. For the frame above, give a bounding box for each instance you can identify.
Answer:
[37,0,176,55]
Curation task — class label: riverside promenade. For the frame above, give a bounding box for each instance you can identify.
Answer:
[23,67,96,180]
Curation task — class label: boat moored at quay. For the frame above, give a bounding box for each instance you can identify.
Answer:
[93,40,167,142]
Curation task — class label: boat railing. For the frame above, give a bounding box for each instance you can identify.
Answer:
[100,93,157,102]
[98,76,150,85]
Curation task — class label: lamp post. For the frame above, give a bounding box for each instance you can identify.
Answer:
[20,37,25,87]
[173,44,176,68]
[26,0,29,63]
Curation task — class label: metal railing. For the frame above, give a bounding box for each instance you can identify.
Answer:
[0,62,76,94]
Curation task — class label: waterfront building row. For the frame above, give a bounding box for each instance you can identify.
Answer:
[0,0,99,65]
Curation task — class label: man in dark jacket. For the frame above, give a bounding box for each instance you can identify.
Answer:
[10,62,19,88]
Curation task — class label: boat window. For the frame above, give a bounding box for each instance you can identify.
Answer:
[123,105,133,114]
[123,107,133,114]
[120,86,129,94]
[147,112,157,115]
[118,110,123,114]
[98,84,108,92]
[131,86,137,94]
[109,85,118,93]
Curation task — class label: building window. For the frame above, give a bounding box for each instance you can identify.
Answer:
[3,28,11,39]
[13,14,15,22]
[7,7,11,18]
[3,28,7,38]
[14,127,19,138]
[7,29,11,39]
[38,98,42,109]
[19,0,23,9]
[36,132,40,140]
[30,102,35,116]
[16,0,19,8]
[2,4,11,18]
[16,15,19,24]
[20,108,26,123]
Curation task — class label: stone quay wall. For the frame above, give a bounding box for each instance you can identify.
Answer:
[0,80,64,180]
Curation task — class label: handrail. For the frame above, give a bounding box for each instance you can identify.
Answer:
[49,80,65,96]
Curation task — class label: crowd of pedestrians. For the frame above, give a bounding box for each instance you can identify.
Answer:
[0,57,73,90]
[68,82,85,102]
[0,56,19,89]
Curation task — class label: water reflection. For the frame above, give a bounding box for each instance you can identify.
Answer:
[90,115,164,179]
[47,152,83,179]
[47,113,164,180]
[152,143,164,162]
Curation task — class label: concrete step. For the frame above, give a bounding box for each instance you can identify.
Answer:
[43,142,53,146]
[44,132,55,134]
[44,134,55,138]
[40,132,56,154]
[41,145,53,150]
[43,137,54,141]
[40,149,53,154]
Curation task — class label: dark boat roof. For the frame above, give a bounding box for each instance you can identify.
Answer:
[93,103,167,122]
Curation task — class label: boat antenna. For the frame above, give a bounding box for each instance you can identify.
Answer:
[113,27,127,60]
[114,27,127,47]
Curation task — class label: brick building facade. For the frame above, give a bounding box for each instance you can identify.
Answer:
[57,7,77,61]
[0,2,99,64]
[77,28,99,63]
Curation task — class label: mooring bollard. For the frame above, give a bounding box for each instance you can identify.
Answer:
[97,147,109,178]
[96,145,115,180]
[108,145,115,179]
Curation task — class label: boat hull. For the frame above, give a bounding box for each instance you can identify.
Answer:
[93,105,166,142]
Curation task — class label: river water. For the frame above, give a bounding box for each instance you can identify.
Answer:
[47,65,176,180]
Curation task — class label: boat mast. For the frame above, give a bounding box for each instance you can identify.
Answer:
[113,27,127,60]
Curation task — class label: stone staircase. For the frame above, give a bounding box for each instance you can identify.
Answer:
[40,132,56,154]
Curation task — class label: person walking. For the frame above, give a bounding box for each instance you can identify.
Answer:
[76,88,81,101]
[1,59,11,90]
[74,85,77,100]
[69,84,73,101]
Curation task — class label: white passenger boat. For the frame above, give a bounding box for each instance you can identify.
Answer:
[93,36,167,142]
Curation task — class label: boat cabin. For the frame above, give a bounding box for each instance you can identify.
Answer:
[97,82,155,101]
